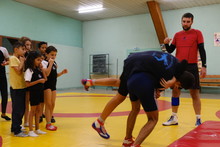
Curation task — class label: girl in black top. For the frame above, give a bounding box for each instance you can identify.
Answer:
[42,46,68,131]
[24,51,47,137]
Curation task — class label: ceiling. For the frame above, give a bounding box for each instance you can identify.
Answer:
[14,0,220,21]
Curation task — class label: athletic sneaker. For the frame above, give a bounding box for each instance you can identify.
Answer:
[28,131,39,137]
[46,123,57,131]
[122,137,135,147]
[81,79,92,91]
[36,129,47,134]
[20,125,26,130]
[1,115,11,121]
[195,118,202,126]
[162,115,178,126]
[14,132,28,137]
[24,122,29,127]
[92,119,110,139]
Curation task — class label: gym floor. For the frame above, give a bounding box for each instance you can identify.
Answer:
[1,88,220,147]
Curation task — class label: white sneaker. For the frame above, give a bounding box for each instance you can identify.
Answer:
[20,125,26,130]
[14,132,28,137]
[28,131,39,137]
[24,122,29,127]
[36,129,47,134]
[162,115,178,126]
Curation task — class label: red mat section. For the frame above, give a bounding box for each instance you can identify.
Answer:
[0,136,2,147]
[168,121,220,147]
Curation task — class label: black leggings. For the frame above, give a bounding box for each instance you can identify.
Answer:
[0,75,8,114]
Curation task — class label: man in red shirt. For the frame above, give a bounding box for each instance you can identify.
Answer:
[163,12,207,126]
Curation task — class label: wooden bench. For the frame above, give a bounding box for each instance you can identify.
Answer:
[200,75,220,87]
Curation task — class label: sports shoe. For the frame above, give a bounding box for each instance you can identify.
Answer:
[24,122,29,127]
[46,123,57,131]
[1,115,11,121]
[92,119,110,139]
[21,125,26,130]
[51,116,56,123]
[162,115,178,126]
[122,137,135,147]
[81,79,92,91]
[36,129,47,134]
[28,131,39,137]
[195,118,202,126]
[14,132,28,137]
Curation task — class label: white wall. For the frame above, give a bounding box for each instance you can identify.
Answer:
[49,43,83,89]
[82,14,160,78]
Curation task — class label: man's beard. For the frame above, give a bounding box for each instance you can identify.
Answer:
[182,26,191,31]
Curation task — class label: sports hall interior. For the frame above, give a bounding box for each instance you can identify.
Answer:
[1,0,220,147]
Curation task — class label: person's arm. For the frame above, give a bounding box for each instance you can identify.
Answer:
[57,69,68,77]
[165,44,176,53]
[1,58,9,66]
[155,89,163,99]
[11,56,25,75]
[24,69,46,87]
[159,77,177,90]
[26,79,45,87]
[39,63,47,81]
[198,43,206,67]
[1,47,9,66]
[42,68,48,81]
[164,37,176,53]
[43,59,54,76]
[198,43,207,78]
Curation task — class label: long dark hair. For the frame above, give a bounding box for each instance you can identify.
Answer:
[24,51,42,72]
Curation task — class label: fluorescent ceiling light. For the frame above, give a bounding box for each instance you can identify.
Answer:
[78,5,104,13]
